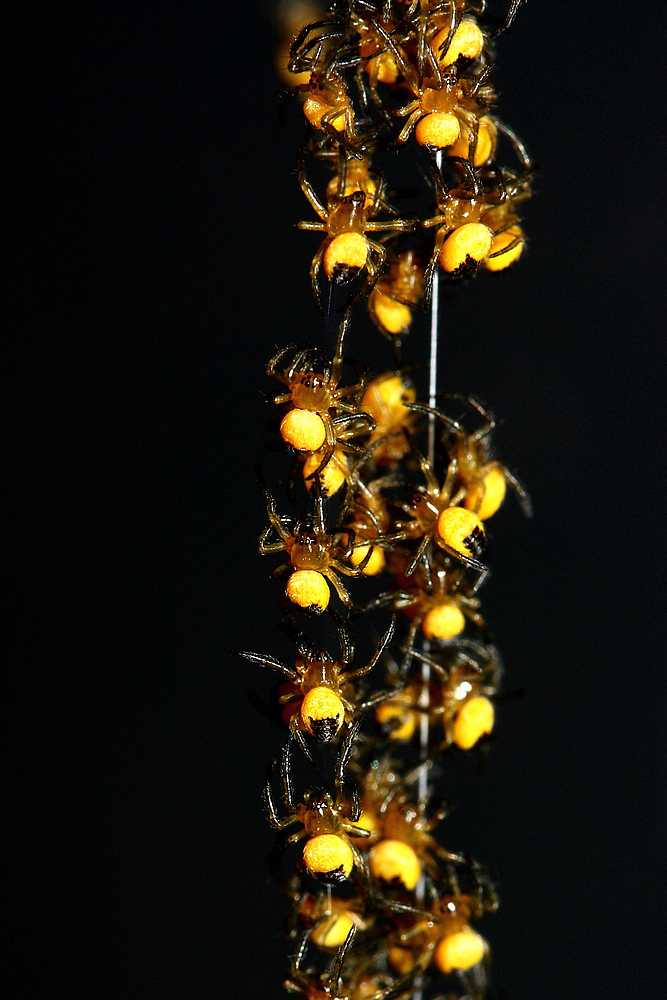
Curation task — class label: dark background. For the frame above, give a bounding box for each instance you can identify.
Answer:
[6,2,667,997]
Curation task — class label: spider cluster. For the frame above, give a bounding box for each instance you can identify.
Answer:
[279,0,533,363]
[234,3,534,998]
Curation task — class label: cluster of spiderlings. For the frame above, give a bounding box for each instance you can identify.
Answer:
[239,3,532,998]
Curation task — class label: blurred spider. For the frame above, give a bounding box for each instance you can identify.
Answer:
[285,922,428,999]
[238,613,396,757]
[408,395,532,519]
[264,725,370,885]
[257,474,377,613]
[375,640,501,752]
[388,890,491,982]
[298,154,414,308]
[268,324,376,480]
[363,558,487,646]
[366,793,469,893]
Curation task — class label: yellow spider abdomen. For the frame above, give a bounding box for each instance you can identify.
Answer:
[350,543,386,576]
[415,112,460,149]
[387,946,416,976]
[362,373,415,425]
[422,602,466,640]
[436,506,485,559]
[323,232,369,283]
[434,928,486,974]
[311,911,357,950]
[369,839,421,890]
[303,834,355,883]
[366,50,399,84]
[452,696,495,750]
[303,97,346,132]
[431,18,484,66]
[484,225,525,272]
[439,223,493,274]
[369,289,412,335]
[300,686,345,742]
[464,466,507,520]
[353,808,379,840]
[285,570,330,612]
[280,409,327,452]
[302,449,347,497]
[375,700,417,741]
[448,115,497,166]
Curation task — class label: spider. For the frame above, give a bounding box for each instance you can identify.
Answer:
[257,474,378,613]
[267,322,376,481]
[408,395,532,519]
[374,639,501,752]
[359,371,417,467]
[420,157,532,286]
[264,725,371,885]
[388,891,491,980]
[367,251,424,358]
[363,557,487,646]
[285,923,429,1000]
[237,613,396,756]
[378,439,489,589]
[297,153,415,309]
[355,12,492,153]
[365,793,469,893]
[290,891,372,952]
[399,640,502,751]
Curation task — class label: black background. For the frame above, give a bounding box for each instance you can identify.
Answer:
[6,2,667,997]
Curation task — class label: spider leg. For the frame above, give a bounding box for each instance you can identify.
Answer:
[235,649,298,680]
[343,614,396,680]
[310,245,326,314]
[289,717,314,763]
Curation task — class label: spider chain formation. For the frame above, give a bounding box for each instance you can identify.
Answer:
[237,3,533,998]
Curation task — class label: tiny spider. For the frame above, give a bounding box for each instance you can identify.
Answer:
[264,726,370,885]
[267,321,376,480]
[389,891,492,981]
[408,395,532,519]
[285,922,429,1000]
[363,558,486,646]
[400,640,502,751]
[257,473,378,613]
[421,157,532,287]
[366,794,468,894]
[379,441,489,589]
[297,152,414,309]
[367,250,425,358]
[374,640,501,752]
[237,613,396,757]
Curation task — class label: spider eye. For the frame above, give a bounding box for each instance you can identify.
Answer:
[303,834,355,883]
[301,687,345,742]
[323,233,369,283]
